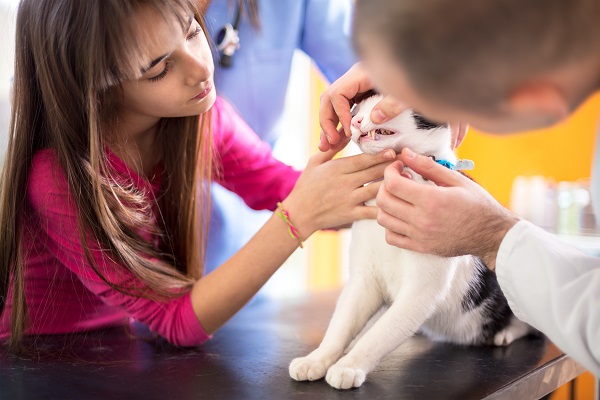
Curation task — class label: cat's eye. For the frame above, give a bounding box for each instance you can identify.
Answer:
[350,103,358,117]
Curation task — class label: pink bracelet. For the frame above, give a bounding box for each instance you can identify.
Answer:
[276,202,304,248]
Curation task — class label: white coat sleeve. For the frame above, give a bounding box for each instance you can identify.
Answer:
[496,220,600,375]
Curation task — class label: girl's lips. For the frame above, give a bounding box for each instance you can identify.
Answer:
[190,84,212,101]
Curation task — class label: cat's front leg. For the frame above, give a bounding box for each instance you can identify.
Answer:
[325,289,440,389]
[289,277,383,382]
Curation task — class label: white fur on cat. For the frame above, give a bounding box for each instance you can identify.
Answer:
[289,95,533,390]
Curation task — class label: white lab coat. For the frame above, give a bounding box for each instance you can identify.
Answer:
[496,220,600,375]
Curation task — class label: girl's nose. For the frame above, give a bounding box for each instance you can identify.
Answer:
[351,116,363,129]
[185,53,212,87]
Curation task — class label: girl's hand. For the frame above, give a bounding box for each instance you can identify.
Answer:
[282,137,397,240]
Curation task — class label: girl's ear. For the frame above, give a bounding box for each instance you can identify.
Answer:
[449,122,468,149]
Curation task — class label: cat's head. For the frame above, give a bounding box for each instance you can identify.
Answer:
[350,94,452,156]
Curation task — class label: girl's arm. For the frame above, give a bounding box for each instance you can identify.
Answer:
[211,96,300,210]
[192,145,396,333]
[27,110,394,345]
[27,151,209,346]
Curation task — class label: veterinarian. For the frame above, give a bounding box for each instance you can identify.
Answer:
[201,0,363,273]
[321,0,600,376]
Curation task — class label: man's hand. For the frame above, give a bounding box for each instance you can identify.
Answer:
[376,148,520,270]
[318,62,469,151]
[319,63,408,151]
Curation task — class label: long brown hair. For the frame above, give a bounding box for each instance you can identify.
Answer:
[244,0,261,30]
[0,0,213,350]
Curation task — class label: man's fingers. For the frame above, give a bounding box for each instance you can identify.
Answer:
[376,207,412,237]
[376,179,415,225]
[330,94,353,138]
[319,97,342,149]
[319,62,375,141]
[370,95,408,124]
[384,230,424,252]
[328,129,351,152]
[380,160,431,206]
[318,131,330,152]
[399,148,465,188]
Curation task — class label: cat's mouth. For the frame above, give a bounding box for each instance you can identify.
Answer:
[360,128,396,141]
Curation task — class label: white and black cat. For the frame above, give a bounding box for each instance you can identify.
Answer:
[289,94,535,390]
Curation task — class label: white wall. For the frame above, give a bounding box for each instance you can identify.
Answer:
[0,0,18,165]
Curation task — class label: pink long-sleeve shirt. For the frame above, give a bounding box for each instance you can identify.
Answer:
[0,97,301,346]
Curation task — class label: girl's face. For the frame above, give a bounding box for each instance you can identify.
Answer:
[119,7,216,128]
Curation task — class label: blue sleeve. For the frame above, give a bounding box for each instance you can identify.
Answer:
[300,0,357,83]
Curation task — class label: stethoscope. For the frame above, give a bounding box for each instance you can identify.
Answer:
[215,0,245,67]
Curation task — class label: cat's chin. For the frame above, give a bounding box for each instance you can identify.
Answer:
[357,146,380,155]
[358,144,402,155]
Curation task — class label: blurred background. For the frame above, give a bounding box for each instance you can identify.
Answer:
[0,0,16,168]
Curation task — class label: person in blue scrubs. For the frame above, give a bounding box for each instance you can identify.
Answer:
[201,0,357,274]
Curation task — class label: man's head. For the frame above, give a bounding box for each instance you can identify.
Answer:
[353,0,600,133]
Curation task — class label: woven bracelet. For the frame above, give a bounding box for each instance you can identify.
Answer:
[276,202,304,249]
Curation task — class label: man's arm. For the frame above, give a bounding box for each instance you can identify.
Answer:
[497,220,600,376]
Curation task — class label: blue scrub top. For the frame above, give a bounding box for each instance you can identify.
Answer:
[204,0,357,273]
[204,0,356,144]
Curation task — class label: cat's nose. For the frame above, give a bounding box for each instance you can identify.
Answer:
[351,117,363,129]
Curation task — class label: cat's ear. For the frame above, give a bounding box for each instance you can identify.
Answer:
[449,122,468,149]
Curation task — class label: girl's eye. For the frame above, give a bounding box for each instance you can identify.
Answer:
[147,24,201,83]
[148,62,170,82]
[187,26,202,40]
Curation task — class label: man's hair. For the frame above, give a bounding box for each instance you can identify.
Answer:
[353,0,600,110]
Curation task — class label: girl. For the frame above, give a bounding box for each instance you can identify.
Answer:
[0,0,394,350]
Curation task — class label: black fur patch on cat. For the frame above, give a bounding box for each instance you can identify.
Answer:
[462,258,514,342]
[352,89,378,105]
[413,114,446,130]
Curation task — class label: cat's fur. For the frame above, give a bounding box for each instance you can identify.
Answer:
[289,95,535,389]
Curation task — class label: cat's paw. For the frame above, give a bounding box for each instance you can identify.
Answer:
[493,328,516,346]
[325,364,366,389]
[493,318,532,346]
[289,357,328,382]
